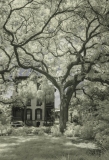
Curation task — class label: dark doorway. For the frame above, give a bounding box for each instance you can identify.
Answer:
[12,107,24,121]
[46,108,52,120]
[36,121,40,127]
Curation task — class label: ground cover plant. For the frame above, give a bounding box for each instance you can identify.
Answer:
[0,135,107,160]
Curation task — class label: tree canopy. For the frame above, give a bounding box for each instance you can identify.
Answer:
[1,0,109,132]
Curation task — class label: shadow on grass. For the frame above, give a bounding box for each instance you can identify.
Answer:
[0,136,105,160]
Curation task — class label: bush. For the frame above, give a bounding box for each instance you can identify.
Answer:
[94,121,109,133]
[31,127,41,135]
[93,120,109,149]
[80,125,94,140]
[0,125,52,136]
[38,130,45,136]
[64,129,74,137]
[95,133,109,149]
[101,136,109,149]
[51,125,62,137]
[23,126,34,134]
[64,124,81,137]
[6,126,13,135]
[8,126,51,136]
[73,125,81,137]
[0,124,12,136]
[40,126,51,133]
[10,127,27,136]
[8,126,45,136]
[64,124,75,137]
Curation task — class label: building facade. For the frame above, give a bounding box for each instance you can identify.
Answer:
[12,76,55,127]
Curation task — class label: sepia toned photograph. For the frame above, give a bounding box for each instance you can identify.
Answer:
[0,0,109,159]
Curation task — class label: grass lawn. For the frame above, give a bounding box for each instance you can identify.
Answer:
[0,135,108,160]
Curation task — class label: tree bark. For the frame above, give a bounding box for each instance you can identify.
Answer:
[59,89,68,133]
[24,105,27,125]
[64,104,68,121]
[59,102,65,133]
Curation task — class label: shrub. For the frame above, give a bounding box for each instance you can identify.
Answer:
[102,128,109,135]
[10,127,27,136]
[93,119,109,149]
[31,127,40,135]
[51,125,62,137]
[41,126,51,133]
[73,125,81,137]
[80,125,94,140]
[23,126,34,134]
[101,136,109,149]
[6,126,13,135]
[31,126,50,135]
[64,124,81,137]
[64,124,75,137]
[64,129,74,137]
[9,126,51,136]
[38,130,45,136]
[0,124,12,136]
[44,127,51,133]
[94,121,109,133]
[95,133,109,149]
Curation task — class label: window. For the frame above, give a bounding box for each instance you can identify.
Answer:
[35,109,42,120]
[26,109,32,120]
[26,99,31,106]
[37,99,42,106]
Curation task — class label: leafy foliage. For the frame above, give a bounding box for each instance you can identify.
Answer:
[51,124,62,137]
[71,81,109,148]
[1,0,109,132]
[17,79,37,101]
[0,104,11,125]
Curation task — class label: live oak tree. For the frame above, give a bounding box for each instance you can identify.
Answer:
[1,0,109,132]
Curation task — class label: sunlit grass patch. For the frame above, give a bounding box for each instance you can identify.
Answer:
[0,136,108,160]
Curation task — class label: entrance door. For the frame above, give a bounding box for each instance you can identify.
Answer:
[36,122,40,127]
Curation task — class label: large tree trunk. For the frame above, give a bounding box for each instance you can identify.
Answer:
[59,89,68,133]
[64,104,68,121]
[59,85,75,133]
[60,101,66,133]
[24,105,27,125]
